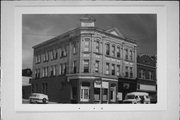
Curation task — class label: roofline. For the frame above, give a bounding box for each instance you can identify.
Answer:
[32,27,136,49]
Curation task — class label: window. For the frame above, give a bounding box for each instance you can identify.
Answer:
[117,65,120,76]
[130,67,133,78]
[95,40,100,53]
[43,52,49,62]
[106,43,110,55]
[50,65,56,76]
[83,60,89,73]
[94,88,100,101]
[102,88,108,101]
[50,66,53,76]
[106,63,110,75]
[53,65,56,76]
[125,49,128,60]
[84,38,90,52]
[42,67,48,77]
[112,45,115,56]
[112,64,115,75]
[35,55,41,64]
[73,61,77,73]
[50,51,53,60]
[53,49,57,60]
[95,61,99,73]
[59,64,62,75]
[147,71,153,80]
[130,50,133,61]
[61,46,67,57]
[125,66,128,77]
[62,63,66,74]
[117,46,120,58]
[35,69,40,78]
[139,69,145,79]
[73,42,77,54]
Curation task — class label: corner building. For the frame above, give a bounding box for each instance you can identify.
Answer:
[30,15,137,103]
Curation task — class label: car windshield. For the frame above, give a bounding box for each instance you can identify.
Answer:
[126,95,135,99]
[31,94,39,97]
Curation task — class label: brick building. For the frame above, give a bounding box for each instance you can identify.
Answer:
[137,55,157,103]
[30,15,137,103]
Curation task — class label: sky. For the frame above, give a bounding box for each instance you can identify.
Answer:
[22,14,157,69]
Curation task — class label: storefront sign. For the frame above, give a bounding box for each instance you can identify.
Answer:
[102,82,109,88]
[139,84,156,91]
[94,80,101,88]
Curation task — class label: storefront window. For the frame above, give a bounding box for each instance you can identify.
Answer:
[102,88,108,101]
[94,88,100,101]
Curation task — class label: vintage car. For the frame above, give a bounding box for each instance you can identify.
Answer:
[123,92,151,104]
[29,93,49,104]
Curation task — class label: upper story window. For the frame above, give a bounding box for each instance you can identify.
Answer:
[147,71,153,80]
[50,49,58,60]
[35,68,40,78]
[95,60,99,73]
[125,66,128,77]
[83,60,89,73]
[130,67,133,78]
[84,38,90,52]
[95,40,100,53]
[117,46,120,58]
[73,60,77,73]
[125,49,128,60]
[42,67,48,77]
[106,63,110,75]
[60,46,68,57]
[35,55,41,64]
[50,65,56,77]
[43,52,49,62]
[106,43,110,55]
[73,42,77,54]
[112,64,115,75]
[112,45,115,56]
[138,69,145,79]
[130,50,133,61]
[117,65,120,76]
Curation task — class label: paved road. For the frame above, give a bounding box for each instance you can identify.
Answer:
[22,99,58,104]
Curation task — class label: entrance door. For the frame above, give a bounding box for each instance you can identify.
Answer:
[110,87,116,102]
[80,86,90,102]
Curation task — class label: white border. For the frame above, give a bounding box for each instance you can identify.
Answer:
[14,2,167,111]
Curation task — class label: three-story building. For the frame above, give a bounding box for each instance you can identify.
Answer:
[30,15,137,103]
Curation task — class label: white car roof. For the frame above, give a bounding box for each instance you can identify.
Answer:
[126,92,149,96]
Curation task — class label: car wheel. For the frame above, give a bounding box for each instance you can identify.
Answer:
[42,98,47,104]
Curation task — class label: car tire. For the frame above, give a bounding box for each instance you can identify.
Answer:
[42,98,47,104]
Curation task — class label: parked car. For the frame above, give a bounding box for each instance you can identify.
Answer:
[29,93,48,104]
[123,92,151,104]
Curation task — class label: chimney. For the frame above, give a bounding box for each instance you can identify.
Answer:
[80,15,96,27]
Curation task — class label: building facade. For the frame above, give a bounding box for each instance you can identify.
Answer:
[136,55,157,103]
[30,15,137,103]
